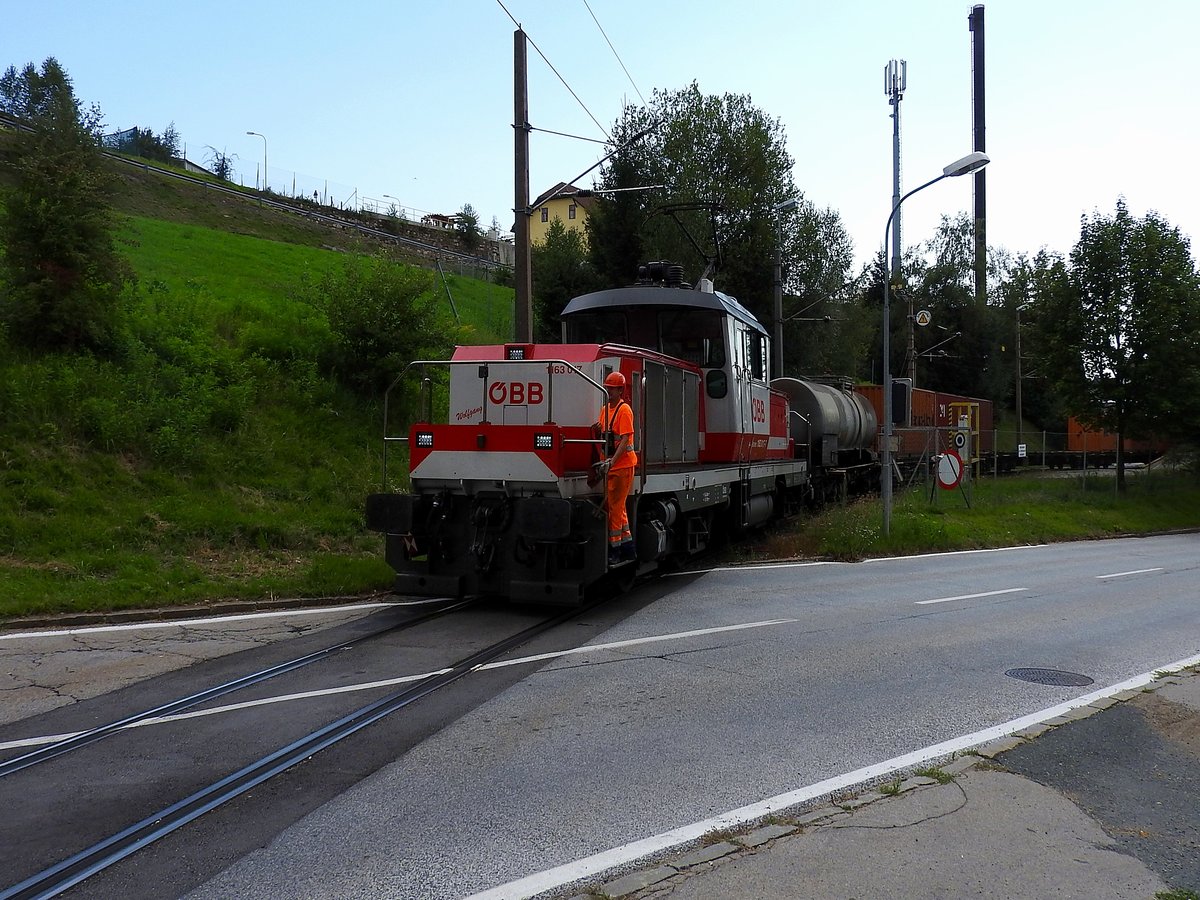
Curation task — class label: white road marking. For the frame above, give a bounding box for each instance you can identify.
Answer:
[673,561,838,576]
[863,545,1048,562]
[464,650,1200,900]
[0,618,797,752]
[914,588,1028,605]
[1097,568,1163,579]
[483,618,798,670]
[0,601,411,641]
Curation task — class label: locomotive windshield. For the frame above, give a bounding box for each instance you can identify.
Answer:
[564,311,628,345]
[564,307,726,368]
[659,309,725,367]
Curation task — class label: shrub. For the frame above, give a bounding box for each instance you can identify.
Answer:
[298,253,462,396]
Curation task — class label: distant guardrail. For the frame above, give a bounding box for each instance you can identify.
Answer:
[0,111,510,271]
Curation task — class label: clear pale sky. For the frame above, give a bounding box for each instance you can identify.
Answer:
[7,1,1197,275]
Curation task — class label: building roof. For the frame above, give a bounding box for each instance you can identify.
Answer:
[531,182,596,211]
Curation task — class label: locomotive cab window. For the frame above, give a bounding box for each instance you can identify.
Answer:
[564,312,628,345]
[743,330,767,381]
[706,369,728,399]
[659,310,725,367]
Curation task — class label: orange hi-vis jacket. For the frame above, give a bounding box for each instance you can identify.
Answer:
[597,399,637,471]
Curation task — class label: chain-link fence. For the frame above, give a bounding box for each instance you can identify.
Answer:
[893,425,1176,485]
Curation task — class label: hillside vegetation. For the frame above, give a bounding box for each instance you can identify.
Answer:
[0,156,513,620]
[2,148,1198,624]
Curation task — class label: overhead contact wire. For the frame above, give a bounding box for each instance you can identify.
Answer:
[494,0,612,142]
[582,0,646,106]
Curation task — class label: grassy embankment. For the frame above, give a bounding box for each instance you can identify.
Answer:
[0,206,512,620]
[1,157,1196,622]
[733,466,1200,563]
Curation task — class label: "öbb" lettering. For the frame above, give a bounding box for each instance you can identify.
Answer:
[488,381,545,405]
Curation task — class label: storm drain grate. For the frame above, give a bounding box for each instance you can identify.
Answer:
[1005,667,1095,687]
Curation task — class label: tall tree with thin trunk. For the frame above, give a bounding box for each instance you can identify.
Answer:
[587,83,852,344]
[0,57,128,352]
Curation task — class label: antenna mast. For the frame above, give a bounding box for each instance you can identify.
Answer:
[884,59,907,278]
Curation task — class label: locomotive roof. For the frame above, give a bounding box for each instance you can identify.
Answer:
[561,285,768,335]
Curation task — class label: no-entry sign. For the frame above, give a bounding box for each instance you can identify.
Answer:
[937,450,964,489]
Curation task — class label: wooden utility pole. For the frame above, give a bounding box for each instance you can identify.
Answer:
[513,28,533,342]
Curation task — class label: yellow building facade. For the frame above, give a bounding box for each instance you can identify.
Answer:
[528,182,594,245]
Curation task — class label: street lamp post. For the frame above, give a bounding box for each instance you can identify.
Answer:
[246,131,267,194]
[881,151,990,537]
[772,196,798,378]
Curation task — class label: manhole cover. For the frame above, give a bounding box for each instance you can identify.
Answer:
[1005,667,1094,687]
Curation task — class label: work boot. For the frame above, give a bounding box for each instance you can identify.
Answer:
[619,541,637,561]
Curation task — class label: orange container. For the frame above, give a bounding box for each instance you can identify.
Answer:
[855,385,994,456]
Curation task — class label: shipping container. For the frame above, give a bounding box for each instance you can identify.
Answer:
[855,385,995,460]
[1065,417,1169,455]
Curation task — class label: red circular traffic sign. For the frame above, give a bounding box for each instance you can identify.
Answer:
[937,450,963,490]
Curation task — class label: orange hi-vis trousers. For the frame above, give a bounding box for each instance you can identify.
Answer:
[606,468,634,547]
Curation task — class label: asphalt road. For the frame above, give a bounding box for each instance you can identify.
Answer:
[0,590,672,899]
[1002,689,1200,889]
[158,532,1197,900]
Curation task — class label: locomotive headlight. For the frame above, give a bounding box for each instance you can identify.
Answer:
[415,431,434,448]
[506,346,526,360]
[534,433,555,450]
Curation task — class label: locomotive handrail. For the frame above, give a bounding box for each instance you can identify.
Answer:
[378,357,610,490]
[789,410,813,473]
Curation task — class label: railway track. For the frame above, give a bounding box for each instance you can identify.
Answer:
[0,600,601,900]
[0,598,472,779]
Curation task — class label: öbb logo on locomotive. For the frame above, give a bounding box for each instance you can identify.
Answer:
[487,381,544,406]
[365,262,884,605]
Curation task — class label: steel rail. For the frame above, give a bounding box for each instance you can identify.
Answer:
[0,602,595,900]
[0,598,473,779]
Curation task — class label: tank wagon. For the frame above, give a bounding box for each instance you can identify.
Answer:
[365,263,879,604]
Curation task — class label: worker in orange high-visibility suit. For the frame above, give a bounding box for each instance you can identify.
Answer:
[594,371,638,565]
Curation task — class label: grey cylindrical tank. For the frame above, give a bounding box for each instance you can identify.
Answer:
[771,377,878,465]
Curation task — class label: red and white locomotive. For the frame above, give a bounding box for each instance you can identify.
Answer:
[366,262,878,603]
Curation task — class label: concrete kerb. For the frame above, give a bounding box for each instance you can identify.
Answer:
[564,665,1200,900]
[0,592,395,632]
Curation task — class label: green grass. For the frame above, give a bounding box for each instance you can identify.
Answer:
[0,375,393,617]
[0,188,512,620]
[1,150,1193,622]
[913,766,956,784]
[732,467,1200,564]
[119,214,343,306]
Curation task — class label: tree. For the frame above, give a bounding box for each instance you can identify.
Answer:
[586,151,647,289]
[531,219,603,341]
[1031,199,1200,490]
[988,253,1062,431]
[779,203,861,377]
[587,83,853,344]
[116,122,180,163]
[456,203,481,253]
[205,146,235,182]
[0,58,129,352]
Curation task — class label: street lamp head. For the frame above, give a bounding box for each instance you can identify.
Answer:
[942,151,990,178]
[773,196,799,213]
